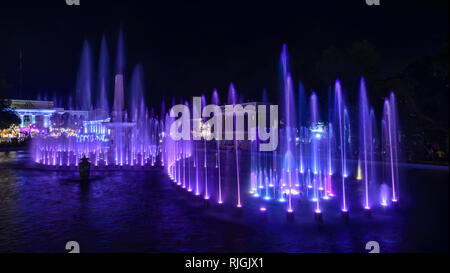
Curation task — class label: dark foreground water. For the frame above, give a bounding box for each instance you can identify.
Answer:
[0,151,448,253]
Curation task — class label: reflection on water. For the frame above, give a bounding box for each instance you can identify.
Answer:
[0,151,447,252]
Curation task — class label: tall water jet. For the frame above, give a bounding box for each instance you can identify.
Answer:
[130,65,145,122]
[75,39,93,110]
[108,29,129,167]
[212,89,222,204]
[382,92,400,203]
[228,83,241,208]
[370,108,378,205]
[279,45,297,216]
[334,80,348,213]
[298,82,307,174]
[390,92,400,203]
[359,77,374,211]
[309,92,321,215]
[201,94,209,200]
[192,96,201,196]
[284,74,296,213]
[96,35,110,114]
[115,28,125,75]
[160,98,166,166]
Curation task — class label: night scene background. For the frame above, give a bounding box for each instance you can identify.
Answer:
[0,0,448,253]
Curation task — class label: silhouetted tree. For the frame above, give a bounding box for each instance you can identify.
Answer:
[0,74,21,129]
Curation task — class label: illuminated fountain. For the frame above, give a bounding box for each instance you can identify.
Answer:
[334,80,350,216]
[228,84,242,209]
[161,44,402,221]
[359,77,375,215]
[212,89,223,205]
[382,92,400,204]
[31,32,161,169]
[30,34,403,221]
[279,45,297,218]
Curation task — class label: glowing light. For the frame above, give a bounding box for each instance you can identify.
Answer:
[356,159,363,180]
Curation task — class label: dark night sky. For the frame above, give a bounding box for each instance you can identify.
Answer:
[0,0,448,110]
